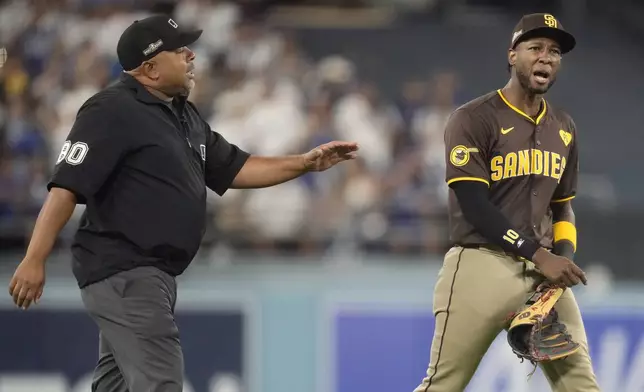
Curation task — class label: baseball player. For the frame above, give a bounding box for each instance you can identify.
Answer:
[7,15,358,392]
[413,14,601,392]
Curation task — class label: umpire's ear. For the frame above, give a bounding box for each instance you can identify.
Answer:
[140,60,160,81]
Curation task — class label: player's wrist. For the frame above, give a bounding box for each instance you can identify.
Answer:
[553,241,575,260]
[518,240,541,261]
[499,228,540,261]
[531,247,552,265]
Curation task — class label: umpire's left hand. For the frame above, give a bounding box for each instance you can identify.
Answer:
[9,258,45,310]
[302,141,359,172]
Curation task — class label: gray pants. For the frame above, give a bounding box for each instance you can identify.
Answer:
[80,266,183,392]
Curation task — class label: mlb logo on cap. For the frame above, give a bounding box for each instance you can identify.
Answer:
[116,14,203,71]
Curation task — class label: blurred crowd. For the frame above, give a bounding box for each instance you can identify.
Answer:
[0,0,460,256]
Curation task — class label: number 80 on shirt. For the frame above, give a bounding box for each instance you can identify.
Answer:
[57,140,90,166]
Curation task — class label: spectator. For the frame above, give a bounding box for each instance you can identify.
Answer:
[412,71,459,206]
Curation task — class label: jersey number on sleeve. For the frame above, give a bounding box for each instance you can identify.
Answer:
[503,229,520,245]
[57,141,89,166]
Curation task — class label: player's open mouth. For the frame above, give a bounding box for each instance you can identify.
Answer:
[533,71,550,84]
[186,71,195,79]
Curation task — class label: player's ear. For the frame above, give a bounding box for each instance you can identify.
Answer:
[508,49,517,68]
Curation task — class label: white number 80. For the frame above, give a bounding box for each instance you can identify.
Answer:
[57,141,89,165]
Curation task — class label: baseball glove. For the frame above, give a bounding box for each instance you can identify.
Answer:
[506,283,580,368]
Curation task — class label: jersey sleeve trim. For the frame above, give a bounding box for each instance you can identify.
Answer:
[47,182,86,204]
[551,195,575,203]
[447,177,490,187]
[208,149,251,196]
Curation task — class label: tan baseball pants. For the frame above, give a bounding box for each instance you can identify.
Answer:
[413,245,601,392]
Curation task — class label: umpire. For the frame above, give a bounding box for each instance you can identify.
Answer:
[8,15,358,392]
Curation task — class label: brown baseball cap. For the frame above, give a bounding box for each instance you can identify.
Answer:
[510,13,576,54]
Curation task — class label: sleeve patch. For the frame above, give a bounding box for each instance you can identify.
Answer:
[449,145,479,167]
[559,129,572,146]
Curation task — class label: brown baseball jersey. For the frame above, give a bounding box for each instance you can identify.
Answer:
[444,89,579,249]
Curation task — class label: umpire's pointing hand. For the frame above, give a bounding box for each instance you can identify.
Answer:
[9,258,46,310]
[303,141,359,172]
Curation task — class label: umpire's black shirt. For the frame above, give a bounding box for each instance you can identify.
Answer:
[48,73,250,288]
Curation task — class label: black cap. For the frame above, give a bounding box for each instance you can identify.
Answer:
[117,14,203,71]
[510,13,576,54]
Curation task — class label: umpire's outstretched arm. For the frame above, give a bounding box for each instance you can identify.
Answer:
[229,141,358,190]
